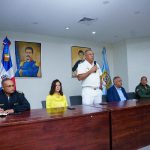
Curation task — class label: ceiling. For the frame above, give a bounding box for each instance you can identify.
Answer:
[0,0,150,44]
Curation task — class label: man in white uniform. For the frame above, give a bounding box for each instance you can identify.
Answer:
[77,49,102,105]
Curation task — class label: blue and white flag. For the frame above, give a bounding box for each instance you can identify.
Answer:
[101,47,112,95]
[0,37,16,89]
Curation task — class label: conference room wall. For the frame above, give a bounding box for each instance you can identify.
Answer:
[111,41,129,91]
[111,37,150,93]
[127,38,150,92]
[0,31,113,109]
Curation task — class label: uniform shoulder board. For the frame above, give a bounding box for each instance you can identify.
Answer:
[20,61,25,66]
[35,61,40,67]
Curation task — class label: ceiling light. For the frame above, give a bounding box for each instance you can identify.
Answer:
[65,27,69,30]
[92,31,96,34]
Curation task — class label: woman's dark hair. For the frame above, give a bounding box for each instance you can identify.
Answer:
[49,79,63,95]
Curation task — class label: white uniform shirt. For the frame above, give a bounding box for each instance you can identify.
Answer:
[77,60,102,88]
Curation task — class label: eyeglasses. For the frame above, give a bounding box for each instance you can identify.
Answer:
[5,85,15,88]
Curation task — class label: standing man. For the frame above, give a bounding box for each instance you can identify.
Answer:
[15,47,39,77]
[77,49,102,105]
[135,76,150,99]
[0,78,30,114]
[107,76,128,102]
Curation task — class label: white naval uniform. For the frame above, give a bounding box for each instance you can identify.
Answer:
[77,60,102,105]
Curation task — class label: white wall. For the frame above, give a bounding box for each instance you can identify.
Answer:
[127,38,150,92]
[0,31,111,109]
[111,41,129,91]
[111,37,150,93]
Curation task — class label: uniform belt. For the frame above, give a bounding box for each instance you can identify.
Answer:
[83,86,99,90]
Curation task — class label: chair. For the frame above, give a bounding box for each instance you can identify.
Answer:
[69,95,82,106]
[127,92,137,100]
[41,100,46,108]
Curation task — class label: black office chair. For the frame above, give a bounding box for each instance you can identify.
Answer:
[41,100,46,108]
[127,92,137,100]
[69,95,82,106]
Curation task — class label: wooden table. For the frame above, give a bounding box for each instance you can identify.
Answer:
[0,105,110,150]
[90,99,150,150]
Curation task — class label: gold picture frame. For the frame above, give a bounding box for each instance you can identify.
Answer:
[15,41,41,77]
[71,46,91,78]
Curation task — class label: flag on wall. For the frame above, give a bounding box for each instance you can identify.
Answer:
[0,37,16,89]
[101,47,112,95]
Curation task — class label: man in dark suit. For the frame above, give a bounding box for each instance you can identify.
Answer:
[107,76,128,102]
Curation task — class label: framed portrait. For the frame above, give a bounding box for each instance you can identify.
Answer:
[15,41,41,77]
[71,46,91,78]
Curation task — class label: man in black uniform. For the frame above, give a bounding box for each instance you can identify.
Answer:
[0,78,30,114]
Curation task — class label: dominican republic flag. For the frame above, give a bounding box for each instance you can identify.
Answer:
[0,37,16,89]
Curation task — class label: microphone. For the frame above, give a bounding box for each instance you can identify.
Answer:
[94,61,96,72]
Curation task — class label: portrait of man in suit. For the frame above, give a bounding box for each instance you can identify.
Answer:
[15,41,41,77]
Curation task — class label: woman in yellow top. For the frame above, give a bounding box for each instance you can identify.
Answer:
[46,79,68,108]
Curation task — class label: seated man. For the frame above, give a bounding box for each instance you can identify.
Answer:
[0,78,30,114]
[135,76,150,99]
[107,76,128,102]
